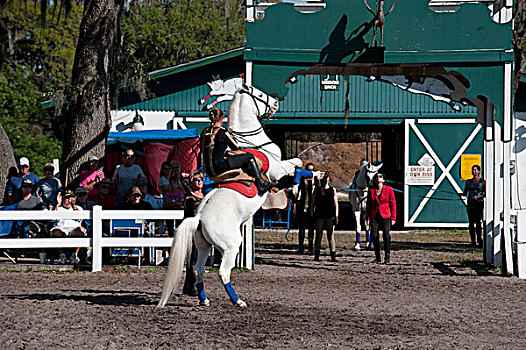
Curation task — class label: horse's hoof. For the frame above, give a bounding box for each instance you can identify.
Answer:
[354,243,361,250]
[199,299,210,307]
[236,299,248,308]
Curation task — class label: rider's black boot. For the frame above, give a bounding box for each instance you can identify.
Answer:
[247,158,274,194]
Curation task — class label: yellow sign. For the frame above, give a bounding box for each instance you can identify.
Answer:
[460,154,481,180]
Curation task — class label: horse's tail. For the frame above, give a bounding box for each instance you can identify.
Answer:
[157,215,200,308]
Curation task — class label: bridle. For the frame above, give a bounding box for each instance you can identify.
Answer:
[240,86,276,120]
[228,87,277,145]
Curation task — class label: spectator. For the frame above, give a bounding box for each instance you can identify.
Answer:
[158,161,172,195]
[461,164,486,248]
[164,177,185,210]
[75,186,95,210]
[36,163,63,209]
[17,179,43,210]
[6,157,40,204]
[79,155,104,193]
[112,149,146,203]
[118,186,153,210]
[294,162,316,254]
[366,173,396,264]
[136,178,159,210]
[16,178,45,238]
[183,171,204,218]
[88,178,118,209]
[163,177,185,237]
[50,190,86,265]
[171,160,191,194]
[310,173,339,262]
[182,171,205,296]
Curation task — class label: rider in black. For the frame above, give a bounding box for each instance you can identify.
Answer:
[200,108,273,195]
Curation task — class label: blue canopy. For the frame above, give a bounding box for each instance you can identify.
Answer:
[107,129,199,145]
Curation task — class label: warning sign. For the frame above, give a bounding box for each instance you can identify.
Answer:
[406,166,435,185]
[460,154,481,180]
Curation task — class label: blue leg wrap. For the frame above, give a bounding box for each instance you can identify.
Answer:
[356,231,361,243]
[196,282,207,303]
[366,229,370,243]
[223,282,239,304]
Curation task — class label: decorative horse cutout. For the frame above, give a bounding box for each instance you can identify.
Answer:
[198,75,244,111]
[158,84,302,308]
[349,159,383,250]
[371,75,462,111]
[364,0,396,47]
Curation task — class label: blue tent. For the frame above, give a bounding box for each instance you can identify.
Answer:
[107,129,199,145]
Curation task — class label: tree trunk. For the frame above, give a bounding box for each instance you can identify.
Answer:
[0,123,17,204]
[61,0,124,187]
[514,1,526,107]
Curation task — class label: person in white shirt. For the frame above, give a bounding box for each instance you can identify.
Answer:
[112,149,146,203]
[50,190,86,265]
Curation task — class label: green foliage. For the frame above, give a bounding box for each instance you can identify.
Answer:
[2,1,82,93]
[0,67,62,176]
[117,0,245,94]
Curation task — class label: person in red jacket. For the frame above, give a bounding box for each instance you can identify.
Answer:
[366,172,396,264]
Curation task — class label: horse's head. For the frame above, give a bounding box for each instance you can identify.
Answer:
[238,83,279,120]
[365,160,383,186]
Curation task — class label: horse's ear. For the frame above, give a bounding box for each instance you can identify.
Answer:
[241,83,250,92]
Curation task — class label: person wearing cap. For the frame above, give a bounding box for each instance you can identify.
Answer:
[6,157,40,204]
[16,178,45,238]
[88,178,118,209]
[112,149,146,203]
[135,178,159,210]
[75,186,95,211]
[79,155,105,193]
[36,163,63,209]
[118,186,153,210]
[17,179,43,210]
[50,190,86,265]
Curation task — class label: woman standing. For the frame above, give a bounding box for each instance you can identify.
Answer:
[462,165,485,247]
[182,171,205,296]
[366,173,396,264]
[310,173,339,262]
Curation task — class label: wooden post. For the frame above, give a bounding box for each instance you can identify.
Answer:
[92,205,103,272]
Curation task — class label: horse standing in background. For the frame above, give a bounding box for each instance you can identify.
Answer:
[158,84,301,309]
[349,159,383,250]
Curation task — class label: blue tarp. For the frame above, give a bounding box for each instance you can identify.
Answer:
[107,129,199,145]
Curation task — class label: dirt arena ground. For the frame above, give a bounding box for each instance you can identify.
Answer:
[2,229,526,349]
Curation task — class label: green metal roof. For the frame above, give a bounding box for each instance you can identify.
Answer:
[147,48,244,80]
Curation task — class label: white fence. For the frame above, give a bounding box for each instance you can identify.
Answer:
[0,206,254,272]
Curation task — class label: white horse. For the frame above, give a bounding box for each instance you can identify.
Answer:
[349,159,383,250]
[198,75,244,111]
[158,84,302,308]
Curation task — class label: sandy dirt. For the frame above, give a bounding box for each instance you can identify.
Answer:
[1,229,526,349]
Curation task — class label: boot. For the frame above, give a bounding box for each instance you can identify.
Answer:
[373,248,381,263]
[182,263,198,296]
[247,158,274,194]
[314,249,320,261]
[384,252,390,265]
[330,251,337,262]
[307,239,314,255]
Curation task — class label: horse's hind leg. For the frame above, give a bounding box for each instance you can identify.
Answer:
[194,230,212,306]
[218,247,247,308]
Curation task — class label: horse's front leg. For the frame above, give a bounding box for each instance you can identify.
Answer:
[218,247,247,308]
[354,210,362,250]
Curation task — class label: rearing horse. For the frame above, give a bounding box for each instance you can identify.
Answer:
[349,159,383,250]
[158,84,302,308]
